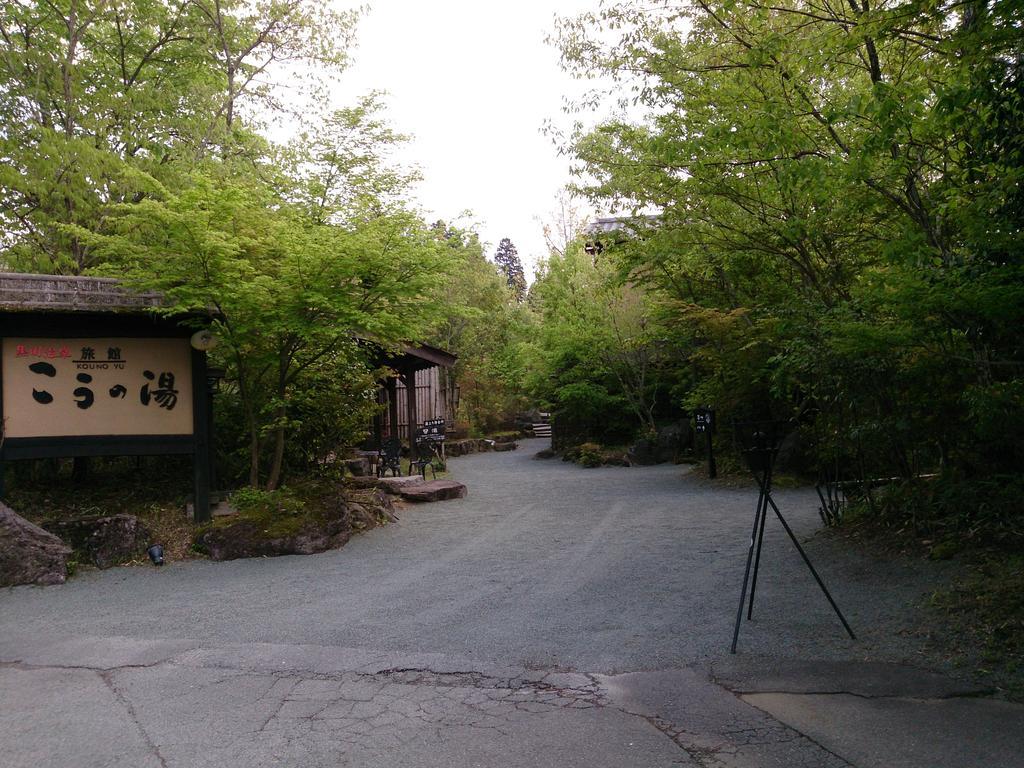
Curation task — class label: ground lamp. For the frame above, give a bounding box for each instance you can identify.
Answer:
[147,544,165,566]
[730,420,856,653]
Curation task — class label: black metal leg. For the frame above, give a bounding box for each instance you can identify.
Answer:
[747,468,771,620]
[731,485,768,654]
[765,493,856,640]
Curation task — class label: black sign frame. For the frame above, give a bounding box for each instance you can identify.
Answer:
[0,311,212,521]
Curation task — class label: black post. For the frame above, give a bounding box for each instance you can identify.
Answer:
[191,349,211,523]
[207,380,216,496]
[706,429,717,479]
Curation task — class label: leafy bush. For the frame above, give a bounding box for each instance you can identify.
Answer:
[576,442,604,468]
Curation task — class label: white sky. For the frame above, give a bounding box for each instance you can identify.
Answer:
[328,0,606,277]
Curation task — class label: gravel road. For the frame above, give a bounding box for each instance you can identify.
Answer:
[0,438,950,674]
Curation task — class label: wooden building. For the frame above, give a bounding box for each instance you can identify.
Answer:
[370,343,458,450]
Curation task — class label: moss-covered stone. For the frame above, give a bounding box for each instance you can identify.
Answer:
[193,483,395,561]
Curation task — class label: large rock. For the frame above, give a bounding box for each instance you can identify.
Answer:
[399,480,468,503]
[340,457,371,477]
[195,489,396,561]
[445,438,487,457]
[378,475,429,493]
[446,438,519,456]
[43,514,150,569]
[628,422,692,466]
[0,503,72,586]
[196,517,347,561]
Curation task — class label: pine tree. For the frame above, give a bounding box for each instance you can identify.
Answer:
[493,238,527,302]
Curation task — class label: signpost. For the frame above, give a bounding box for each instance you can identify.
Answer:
[417,417,447,443]
[0,274,213,521]
[2,338,194,438]
[694,406,717,479]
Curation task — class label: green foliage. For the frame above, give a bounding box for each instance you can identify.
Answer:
[929,553,1024,693]
[428,223,530,434]
[0,2,466,491]
[525,239,686,445]
[493,237,527,302]
[554,0,1024,540]
[575,442,604,468]
[0,0,358,274]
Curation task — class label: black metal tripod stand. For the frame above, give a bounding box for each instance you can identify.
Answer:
[730,430,856,654]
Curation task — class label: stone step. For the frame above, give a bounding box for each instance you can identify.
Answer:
[378,475,431,493]
[399,480,468,503]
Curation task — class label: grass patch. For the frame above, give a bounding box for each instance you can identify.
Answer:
[194,480,340,542]
[928,552,1024,699]
[5,457,197,563]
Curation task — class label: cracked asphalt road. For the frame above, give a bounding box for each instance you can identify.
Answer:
[2,439,1022,767]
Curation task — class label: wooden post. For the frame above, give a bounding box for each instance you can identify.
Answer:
[385,377,399,440]
[372,387,383,448]
[402,368,419,462]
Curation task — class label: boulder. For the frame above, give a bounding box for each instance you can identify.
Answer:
[0,503,72,586]
[341,457,371,477]
[627,437,661,466]
[378,475,429,493]
[196,517,347,561]
[446,438,487,457]
[628,422,692,466]
[602,451,631,467]
[492,441,518,452]
[43,513,150,569]
[399,480,468,503]
[195,488,397,562]
[346,489,399,527]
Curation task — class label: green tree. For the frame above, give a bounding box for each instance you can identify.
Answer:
[0,1,463,492]
[96,174,451,489]
[429,223,529,434]
[0,0,358,273]
[493,237,527,302]
[526,238,683,443]
[553,0,1023,530]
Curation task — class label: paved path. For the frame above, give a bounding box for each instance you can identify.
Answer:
[2,439,1021,767]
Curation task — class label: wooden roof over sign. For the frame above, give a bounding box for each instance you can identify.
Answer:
[361,337,457,374]
[401,343,457,370]
[0,272,165,313]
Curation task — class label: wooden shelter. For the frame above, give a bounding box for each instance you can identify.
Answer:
[370,343,457,456]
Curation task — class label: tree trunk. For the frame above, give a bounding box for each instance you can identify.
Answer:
[266,410,286,491]
[247,409,261,488]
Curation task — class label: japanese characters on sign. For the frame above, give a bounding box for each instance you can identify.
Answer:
[417,418,446,443]
[2,338,193,438]
[694,407,716,434]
